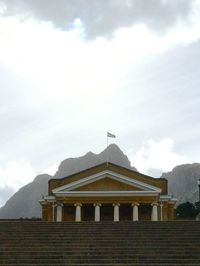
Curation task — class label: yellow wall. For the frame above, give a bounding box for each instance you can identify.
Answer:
[74,177,142,191]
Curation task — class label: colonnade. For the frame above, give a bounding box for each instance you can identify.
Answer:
[53,202,159,222]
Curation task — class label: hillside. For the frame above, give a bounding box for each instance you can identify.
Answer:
[161,163,200,203]
[0,144,136,218]
[0,144,199,219]
[0,174,51,219]
[54,143,136,179]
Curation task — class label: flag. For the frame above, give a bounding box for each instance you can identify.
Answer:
[107,132,116,138]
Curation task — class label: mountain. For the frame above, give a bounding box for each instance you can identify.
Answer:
[0,144,136,218]
[161,163,200,204]
[1,144,199,219]
[0,174,51,219]
[54,144,137,179]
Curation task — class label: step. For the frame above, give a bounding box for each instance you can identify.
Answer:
[0,221,199,265]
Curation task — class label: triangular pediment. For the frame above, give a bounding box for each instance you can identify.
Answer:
[73,177,143,191]
[52,170,161,195]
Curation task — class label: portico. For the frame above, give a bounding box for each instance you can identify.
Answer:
[40,162,176,222]
[44,202,159,222]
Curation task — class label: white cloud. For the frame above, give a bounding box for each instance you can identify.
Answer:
[0,161,36,207]
[0,161,35,191]
[0,13,200,104]
[0,2,6,14]
[0,161,59,207]
[0,4,200,207]
[0,0,195,39]
[0,13,200,127]
[41,163,59,176]
[129,138,190,176]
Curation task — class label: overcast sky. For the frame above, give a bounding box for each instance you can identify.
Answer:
[0,0,200,207]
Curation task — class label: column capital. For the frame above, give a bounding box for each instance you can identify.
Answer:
[93,203,102,207]
[151,202,158,206]
[112,203,120,207]
[74,203,82,207]
[57,203,63,207]
[131,202,140,207]
[52,203,57,208]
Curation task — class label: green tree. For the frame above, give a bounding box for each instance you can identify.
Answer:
[176,202,198,219]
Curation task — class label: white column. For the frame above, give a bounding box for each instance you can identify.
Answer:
[151,203,158,221]
[113,203,120,222]
[94,203,101,222]
[75,203,82,222]
[56,204,63,222]
[132,203,139,221]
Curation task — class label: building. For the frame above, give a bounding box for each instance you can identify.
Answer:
[39,162,176,222]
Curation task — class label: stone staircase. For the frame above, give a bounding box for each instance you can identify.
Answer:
[0,221,200,265]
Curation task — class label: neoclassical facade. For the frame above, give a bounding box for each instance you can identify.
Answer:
[39,162,176,222]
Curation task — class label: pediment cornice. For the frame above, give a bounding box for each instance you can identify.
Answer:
[52,170,161,195]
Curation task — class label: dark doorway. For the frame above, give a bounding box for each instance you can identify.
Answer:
[139,204,151,221]
[63,205,75,221]
[120,204,132,221]
[101,204,113,221]
[82,204,94,221]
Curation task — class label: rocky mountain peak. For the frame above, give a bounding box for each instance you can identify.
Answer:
[0,145,199,219]
[33,174,52,182]
[0,174,51,219]
[161,163,200,203]
[54,144,136,179]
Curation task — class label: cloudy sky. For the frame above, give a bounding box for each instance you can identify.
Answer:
[0,0,200,207]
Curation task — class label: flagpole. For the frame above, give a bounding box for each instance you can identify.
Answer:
[106,132,116,167]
